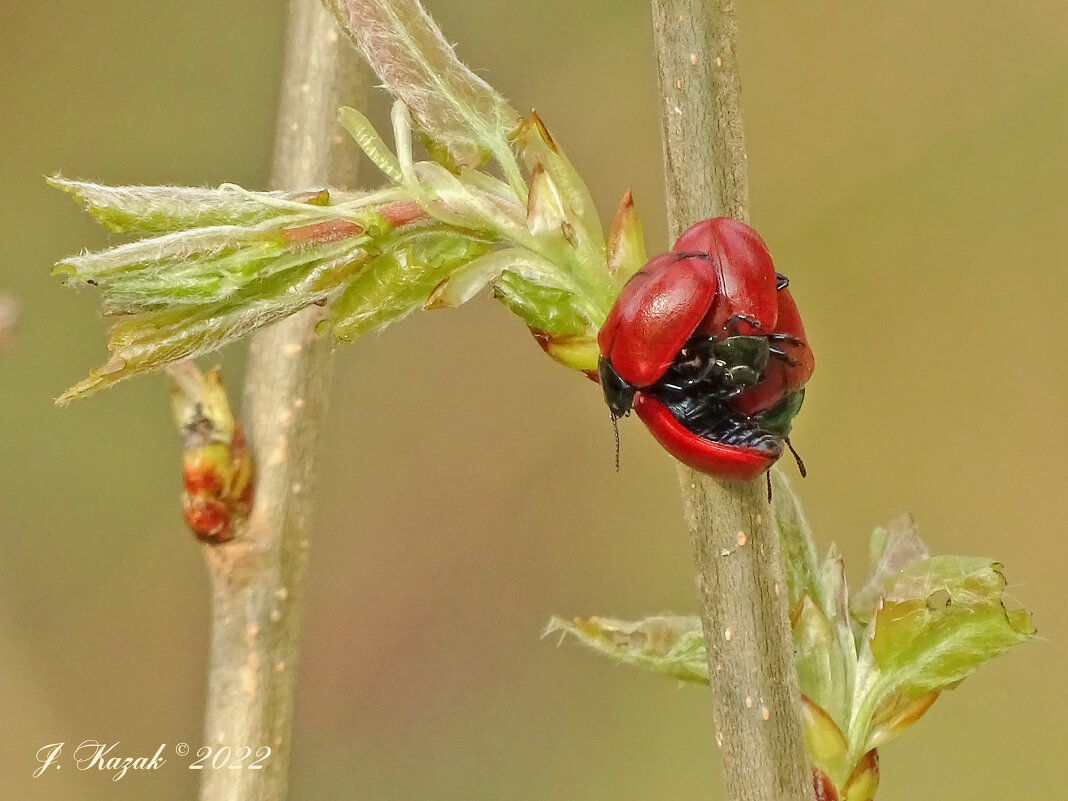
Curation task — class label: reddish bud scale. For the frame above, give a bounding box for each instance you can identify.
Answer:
[183,457,225,495]
[180,426,254,544]
[281,219,364,245]
[812,768,838,801]
[183,497,233,544]
[379,200,428,227]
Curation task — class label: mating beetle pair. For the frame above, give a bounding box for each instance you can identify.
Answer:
[597,218,814,481]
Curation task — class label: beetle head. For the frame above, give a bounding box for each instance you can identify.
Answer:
[598,356,636,419]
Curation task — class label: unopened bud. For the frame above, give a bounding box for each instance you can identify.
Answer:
[842,749,879,801]
[167,363,253,544]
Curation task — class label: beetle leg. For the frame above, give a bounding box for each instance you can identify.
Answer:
[775,272,790,291]
[673,338,716,373]
[672,353,703,373]
[667,336,730,386]
[725,364,761,387]
[768,347,801,367]
[765,332,803,346]
[721,312,766,335]
[691,357,728,383]
[679,336,719,358]
[659,357,728,392]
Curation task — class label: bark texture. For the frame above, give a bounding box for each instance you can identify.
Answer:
[651,2,813,799]
[198,2,367,799]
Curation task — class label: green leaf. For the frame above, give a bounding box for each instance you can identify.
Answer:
[850,514,930,626]
[546,615,708,684]
[324,0,524,191]
[493,271,593,337]
[800,696,851,787]
[515,113,605,254]
[424,248,574,310]
[338,107,404,183]
[819,545,858,704]
[325,229,491,341]
[770,467,821,609]
[58,253,362,403]
[866,689,939,749]
[868,556,1035,697]
[841,748,880,801]
[47,177,335,234]
[51,207,384,400]
[59,230,370,315]
[411,153,525,236]
[605,190,646,281]
[525,157,574,248]
[793,594,850,729]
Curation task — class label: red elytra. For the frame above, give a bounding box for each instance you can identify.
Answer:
[598,251,719,388]
[674,217,780,339]
[597,217,814,481]
[632,393,782,480]
[598,217,783,388]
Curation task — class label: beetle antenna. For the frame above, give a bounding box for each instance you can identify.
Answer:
[766,472,773,502]
[785,437,807,477]
[611,415,621,472]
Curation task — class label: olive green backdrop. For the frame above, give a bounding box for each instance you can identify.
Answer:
[1,1,1065,799]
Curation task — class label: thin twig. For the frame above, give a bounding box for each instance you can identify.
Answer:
[197,2,367,800]
[650,2,813,800]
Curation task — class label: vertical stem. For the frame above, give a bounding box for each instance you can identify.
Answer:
[198,2,366,800]
[650,2,813,800]
[652,0,750,226]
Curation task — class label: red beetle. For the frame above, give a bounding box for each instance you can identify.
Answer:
[597,218,814,481]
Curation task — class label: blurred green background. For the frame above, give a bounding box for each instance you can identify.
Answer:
[2,0,1065,798]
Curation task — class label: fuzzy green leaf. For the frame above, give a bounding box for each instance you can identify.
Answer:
[50,203,387,400]
[48,177,336,234]
[771,468,821,609]
[820,545,859,702]
[800,696,851,787]
[868,556,1035,697]
[325,229,491,341]
[865,689,939,750]
[546,615,708,684]
[424,247,574,310]
[338,107,404,183]
[52,70,626,399]
[794,594,850,730]
[325,0,523,191]
[493,271,593,337]
[850,514,930,626]
[515,113,604,254]
[55,224,373,313]
[59,253,362,403]
[605,190,647,281]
